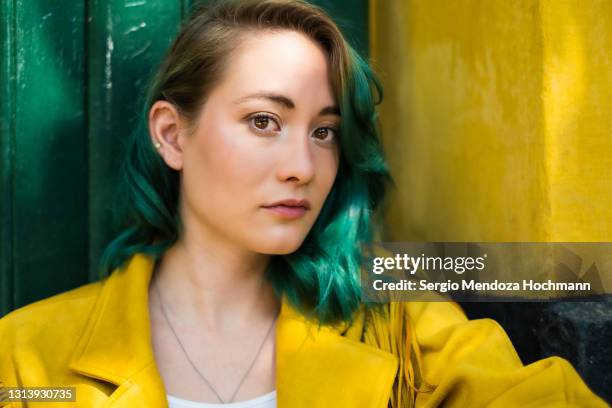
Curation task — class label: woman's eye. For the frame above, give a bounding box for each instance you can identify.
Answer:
[313,127,339,143]
[249,114,280,133]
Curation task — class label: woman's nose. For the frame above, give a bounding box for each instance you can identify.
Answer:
[275,130,315,184]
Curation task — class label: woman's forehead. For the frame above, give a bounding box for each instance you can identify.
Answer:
[214,30,336,107]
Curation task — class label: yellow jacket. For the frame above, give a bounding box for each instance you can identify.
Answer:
[0,253,607,407]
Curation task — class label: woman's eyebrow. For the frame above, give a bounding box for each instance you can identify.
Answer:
[234,91,340,116]
[319,106,340,117]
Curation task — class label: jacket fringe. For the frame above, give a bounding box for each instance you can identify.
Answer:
[363,301,436,408]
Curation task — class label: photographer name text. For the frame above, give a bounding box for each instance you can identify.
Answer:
[372,279,591,292]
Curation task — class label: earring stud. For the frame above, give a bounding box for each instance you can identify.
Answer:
[154,142,161,149]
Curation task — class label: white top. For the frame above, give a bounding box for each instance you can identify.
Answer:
[167,391,277,408]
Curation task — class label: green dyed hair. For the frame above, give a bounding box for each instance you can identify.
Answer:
[99,0,394,326]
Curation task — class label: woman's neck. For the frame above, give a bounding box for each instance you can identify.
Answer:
[152,237,279,335]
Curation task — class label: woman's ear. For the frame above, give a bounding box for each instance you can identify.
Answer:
[148,100,188,170]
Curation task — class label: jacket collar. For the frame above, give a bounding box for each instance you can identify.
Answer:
[69,253,398,407]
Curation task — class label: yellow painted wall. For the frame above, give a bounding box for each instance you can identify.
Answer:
[370,0,612,242]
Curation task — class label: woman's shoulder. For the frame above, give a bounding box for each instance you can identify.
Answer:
[0,280,104,346]
[0,279,120,401]
[357,295,469,340]
[357,300,608,407]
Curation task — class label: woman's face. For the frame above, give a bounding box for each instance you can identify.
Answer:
[156,30,340,254]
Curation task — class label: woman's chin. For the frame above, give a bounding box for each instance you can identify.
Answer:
[253,237,305,255]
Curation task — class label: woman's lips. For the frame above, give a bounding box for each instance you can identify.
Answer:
[263,205,308,219]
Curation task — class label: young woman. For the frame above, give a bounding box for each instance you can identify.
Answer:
[0,0,606,407]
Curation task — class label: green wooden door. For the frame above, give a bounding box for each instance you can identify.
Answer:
[0,0,368,316]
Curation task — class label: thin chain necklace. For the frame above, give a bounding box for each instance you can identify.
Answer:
[153,269,279,404]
